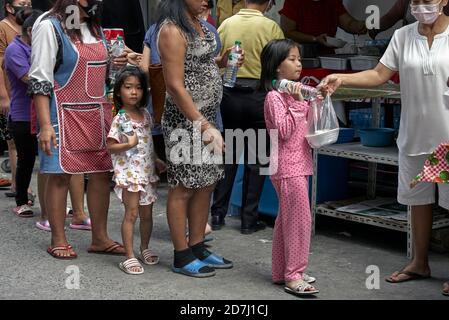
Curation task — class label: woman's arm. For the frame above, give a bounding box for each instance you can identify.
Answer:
[280,15,327,45]
[319,63,396,94]
[338,13,368,35]
[158,24,204,123]
[140,45,151,83]
[159,23,224,153]
[34,94,56,155]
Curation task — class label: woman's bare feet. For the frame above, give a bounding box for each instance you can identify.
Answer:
[386,263,431,283]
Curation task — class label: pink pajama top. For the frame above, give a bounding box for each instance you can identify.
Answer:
[264,90,313,180]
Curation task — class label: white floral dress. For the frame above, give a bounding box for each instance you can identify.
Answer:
[108,109,159,205]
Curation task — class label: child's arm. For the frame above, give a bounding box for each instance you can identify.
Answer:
[106,117,138,154]
[107,133,138,154]
[265,92,309,141]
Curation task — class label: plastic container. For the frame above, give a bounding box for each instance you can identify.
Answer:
[302,58,320,69]
[336,128,355,143]
[325,36,347,48]
[118,110,138,156]
[223,40,242,88]
[359,128,395,147]
[272,79,318,100]
[299,43,319,58]
[318,55,352,70]
[306,128,340,149]
[349,55,379,71]
[109,36,125,84]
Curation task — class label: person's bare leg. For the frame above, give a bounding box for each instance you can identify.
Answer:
[120,189,142,273]
[167,185,194,251]
[46,173,75,257]
[7,139,17,193]
[37,173,48,220]
[69,174,89,224]
[87,172,123,252]
[139,204,153,252]
[388,204,432,281]
[121,190,139,257]
[187,185,215,246]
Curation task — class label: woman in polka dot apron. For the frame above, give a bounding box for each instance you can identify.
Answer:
[261,39,319,297]
[28,0,129,259]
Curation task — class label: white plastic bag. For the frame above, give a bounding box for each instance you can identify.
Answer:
[305,94,339,149]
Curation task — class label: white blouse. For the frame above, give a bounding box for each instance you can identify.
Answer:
[29,16,99,92]
[380,21,449,156]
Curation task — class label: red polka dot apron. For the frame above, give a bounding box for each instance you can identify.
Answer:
[54,40,112,174]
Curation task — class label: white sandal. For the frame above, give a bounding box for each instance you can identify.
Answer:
[302,273,316,284]
[273,273,316,285]
[285,279,319,296]
[139,249,159,265]
[119,258,144,275]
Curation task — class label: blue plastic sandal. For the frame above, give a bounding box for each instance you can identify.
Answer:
[172,259,216,278]
[202,253,233,269]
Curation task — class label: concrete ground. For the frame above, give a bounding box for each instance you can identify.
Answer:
[0,155,448,301]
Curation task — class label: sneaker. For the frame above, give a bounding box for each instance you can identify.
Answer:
[12,204,34,218]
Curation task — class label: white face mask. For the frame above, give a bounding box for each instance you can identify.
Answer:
[410,0,443,25]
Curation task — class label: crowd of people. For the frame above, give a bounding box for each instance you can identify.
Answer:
[0,0,448,298]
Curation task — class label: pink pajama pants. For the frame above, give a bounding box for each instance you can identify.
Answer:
[271,176,311,283]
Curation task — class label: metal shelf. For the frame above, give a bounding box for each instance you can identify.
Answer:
[317,142,398,166]
[316,204,449,232]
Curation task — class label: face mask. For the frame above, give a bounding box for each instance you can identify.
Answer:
[411,0,443,25]
[80,0,103,18]
[9,5,25,16]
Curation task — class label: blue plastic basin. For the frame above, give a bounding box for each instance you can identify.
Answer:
[359,128,395,147]
[337,128,355,143]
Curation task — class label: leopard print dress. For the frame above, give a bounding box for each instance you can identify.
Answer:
[161,20,224,189]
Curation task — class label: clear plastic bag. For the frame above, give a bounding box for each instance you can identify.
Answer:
[305,94,339,149]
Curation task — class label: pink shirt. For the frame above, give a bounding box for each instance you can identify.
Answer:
[264,90,313,180]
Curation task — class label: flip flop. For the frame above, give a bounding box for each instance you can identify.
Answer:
[87,241,125,255]
[47,245,77,260]
[69,218,92,231]
[0,178,11,188]
[385,270,431,283]
[36,220,51,232]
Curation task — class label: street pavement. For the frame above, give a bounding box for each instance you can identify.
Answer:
[0,155,448,301]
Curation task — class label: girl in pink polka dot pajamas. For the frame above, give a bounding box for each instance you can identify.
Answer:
[260,39,319,297]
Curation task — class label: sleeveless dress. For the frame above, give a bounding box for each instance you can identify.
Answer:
[161,20,224,188]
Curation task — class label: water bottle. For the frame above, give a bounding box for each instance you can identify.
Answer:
[109,36,125,85]
[118,109,138,156]
[223,40,242,88]
[272,79,318,100]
